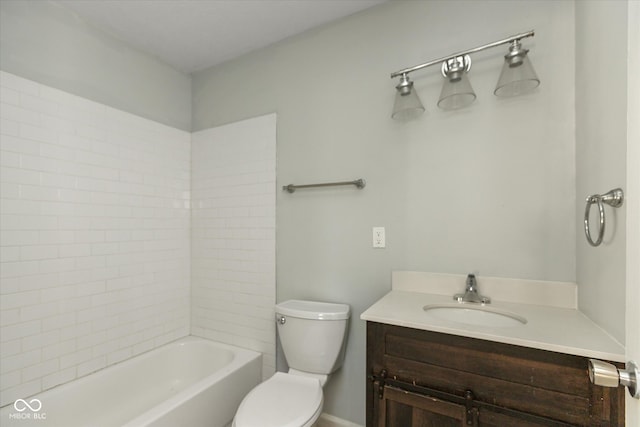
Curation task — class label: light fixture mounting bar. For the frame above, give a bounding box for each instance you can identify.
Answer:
[390,30,535,79]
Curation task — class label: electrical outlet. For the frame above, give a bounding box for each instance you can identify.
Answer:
[373,227,385,248]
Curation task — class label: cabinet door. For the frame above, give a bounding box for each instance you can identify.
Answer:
[476,408,569,427]
[374,383,570,427]
[374,384,471,427]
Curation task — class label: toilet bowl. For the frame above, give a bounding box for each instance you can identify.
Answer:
[232,300,350,427]
[232,372,323,427]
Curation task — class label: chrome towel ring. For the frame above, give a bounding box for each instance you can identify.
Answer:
[584,188,624,247]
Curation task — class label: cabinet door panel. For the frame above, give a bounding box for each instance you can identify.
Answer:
[478,410,564,427]
[376,385,467,427]
[382,354,589,424]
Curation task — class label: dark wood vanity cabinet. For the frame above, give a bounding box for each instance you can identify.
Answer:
[366,322,625,427]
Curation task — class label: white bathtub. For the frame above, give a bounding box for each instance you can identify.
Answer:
[0,336,262,427]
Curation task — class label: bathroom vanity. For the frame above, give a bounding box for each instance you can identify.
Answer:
[361,272,626,426]
[365,322,624,426]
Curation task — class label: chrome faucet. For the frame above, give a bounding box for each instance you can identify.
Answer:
[454,274,491,304]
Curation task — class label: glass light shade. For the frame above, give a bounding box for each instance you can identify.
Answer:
[494,51,540,97]
[392,80,425,120]
[437,71,476,111]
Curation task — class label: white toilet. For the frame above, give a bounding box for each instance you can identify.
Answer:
[233,299,351,427]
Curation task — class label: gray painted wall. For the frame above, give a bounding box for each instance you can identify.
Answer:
[2,0,630,424]
[0,0,191,131]
[575,1,627,344]
[193,1,576,423]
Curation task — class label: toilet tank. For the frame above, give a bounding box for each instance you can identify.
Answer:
[276,300,350,375]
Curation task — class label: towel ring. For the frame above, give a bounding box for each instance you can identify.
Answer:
[584,188,624,247]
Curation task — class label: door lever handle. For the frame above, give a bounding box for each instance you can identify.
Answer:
[588,359,639,398]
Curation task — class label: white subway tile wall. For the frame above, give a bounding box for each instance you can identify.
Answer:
[0,71,191,406]
[191,114,276,379]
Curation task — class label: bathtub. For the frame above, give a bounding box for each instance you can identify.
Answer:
[0,336,262,427]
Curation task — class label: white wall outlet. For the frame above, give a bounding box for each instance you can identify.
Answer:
[372,227,385,248]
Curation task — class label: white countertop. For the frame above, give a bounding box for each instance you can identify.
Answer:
[360,272,625,362]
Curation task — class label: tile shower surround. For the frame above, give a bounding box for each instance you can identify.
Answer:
[191,116,277,381]
[0,72,276,406]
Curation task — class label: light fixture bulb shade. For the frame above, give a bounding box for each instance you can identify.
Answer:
[392,85,425,120]
[494,52,540,97]
[437,71,476,111]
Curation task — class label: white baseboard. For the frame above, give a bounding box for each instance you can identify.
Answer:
[317,413,363,427]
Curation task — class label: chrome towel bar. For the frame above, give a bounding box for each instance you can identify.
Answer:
[283,179,365,193]
[584,188,624,247]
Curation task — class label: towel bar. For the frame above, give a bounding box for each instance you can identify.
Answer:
[283,179,365,193]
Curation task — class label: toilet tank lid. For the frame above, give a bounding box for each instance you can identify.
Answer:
[276,300,350,320]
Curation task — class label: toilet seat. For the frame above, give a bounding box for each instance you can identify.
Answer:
[233,372,323,427]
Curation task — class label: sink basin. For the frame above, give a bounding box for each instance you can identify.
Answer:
[423,303,527,327]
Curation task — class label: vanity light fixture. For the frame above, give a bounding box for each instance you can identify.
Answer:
[392,73,425,120]
[437,55,476,110]
[391,30,539,120]
[494,39,540,97]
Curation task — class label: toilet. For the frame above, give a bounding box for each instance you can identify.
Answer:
[233,299,351,427]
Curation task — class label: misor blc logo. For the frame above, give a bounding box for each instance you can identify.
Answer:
[9,399,46,420]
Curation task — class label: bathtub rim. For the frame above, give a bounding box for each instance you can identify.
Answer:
[122,335,261,426]
[0,335,262,427]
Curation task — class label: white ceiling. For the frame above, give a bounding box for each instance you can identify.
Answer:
[53,0,387,74]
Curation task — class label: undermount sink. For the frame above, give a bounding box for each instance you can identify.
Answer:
[423,303,527,327]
